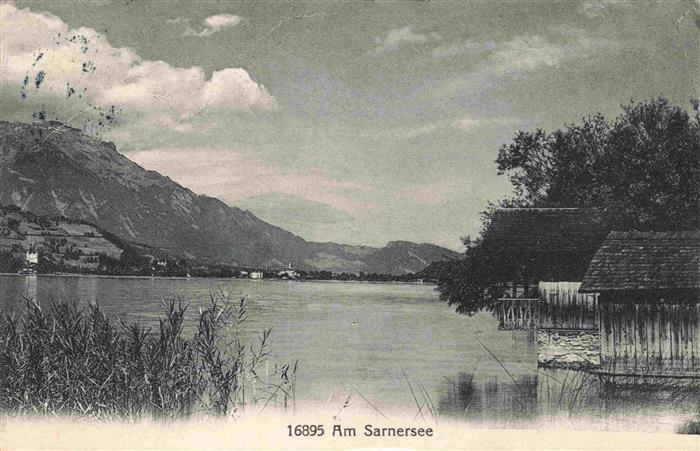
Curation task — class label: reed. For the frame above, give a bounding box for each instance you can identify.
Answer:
[473,339,699,422]
[0,294,296,419]
[678,418,700,435]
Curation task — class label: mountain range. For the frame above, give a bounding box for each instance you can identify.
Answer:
[0,121,460,274]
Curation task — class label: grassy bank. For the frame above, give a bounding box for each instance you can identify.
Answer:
[0,295,296,419]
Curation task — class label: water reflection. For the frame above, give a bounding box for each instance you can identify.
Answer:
[24,275,37,301]
[0,275,39,302]
[439,368,700,428]
[440,372,539,423]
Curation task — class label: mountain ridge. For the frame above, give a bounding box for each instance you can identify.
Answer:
[0,120,460,274]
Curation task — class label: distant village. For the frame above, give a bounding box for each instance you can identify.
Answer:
[0,205,428,282]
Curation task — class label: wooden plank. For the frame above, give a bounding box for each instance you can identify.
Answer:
[659,304,669,370]
[603,299,700,374]
[680,305,688,370]
[695,305,700,370]
[639,302,649,369]
[690,304,700,370]
[601,305,607,369]
[537,282,598,330]
[632,302,639,370]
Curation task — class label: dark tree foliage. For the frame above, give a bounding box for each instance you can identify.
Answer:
[438,98,700,314]
[495,97,699,230]
[0,251,22,273]
[37,255,58,274]
[437,237,514,315]
[595,99,699,230]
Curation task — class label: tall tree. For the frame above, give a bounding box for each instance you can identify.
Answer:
[494,98,699,230]
[438,98,700,314]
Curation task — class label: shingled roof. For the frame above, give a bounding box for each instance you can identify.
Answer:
[579,231,700,292]
[481,208,607,253]
[480,208,609,281]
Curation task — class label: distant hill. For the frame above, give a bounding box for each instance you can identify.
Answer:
[308,240,461,275]
[362,241,459,275]
[0,204,123,272]
[0,121,460,274]
[415,259,461,283]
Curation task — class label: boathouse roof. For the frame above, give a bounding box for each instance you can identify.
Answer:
[580,231,700,292]
[480,208,609,281]
[481,208,607,253]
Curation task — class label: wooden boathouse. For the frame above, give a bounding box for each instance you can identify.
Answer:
[579,231,700,377]
[480,208,608,368]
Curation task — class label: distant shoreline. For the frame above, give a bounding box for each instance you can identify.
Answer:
[0,272,436,285]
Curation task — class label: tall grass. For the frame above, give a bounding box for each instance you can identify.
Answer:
[678,418,700,434]
[437,339,700,427]
[0,294,296,419]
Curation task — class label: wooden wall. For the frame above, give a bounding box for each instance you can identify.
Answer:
[496,281,597,331]
[538,282,598,330]
[599,296,700,375]
[496,296,538,330]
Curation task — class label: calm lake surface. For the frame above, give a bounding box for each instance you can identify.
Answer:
[1,274,696,431]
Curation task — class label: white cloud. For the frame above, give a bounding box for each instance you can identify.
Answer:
[484,30,617,74]
[167,14,241,37]
[0,3,275,126]
[201,68,276,110]
[431,29,618,102]
[371,25,441,55]
[432,28,617,75]
[204,14,241,31]
[128,147,377,216]
[166,17,188,25]
[487,35,563,74]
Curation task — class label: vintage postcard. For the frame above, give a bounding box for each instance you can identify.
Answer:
[0,0,698,449]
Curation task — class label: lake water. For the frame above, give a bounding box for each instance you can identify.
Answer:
[0,274,697,431]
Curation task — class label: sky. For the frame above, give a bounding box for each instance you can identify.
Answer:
[1,0,697,251]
